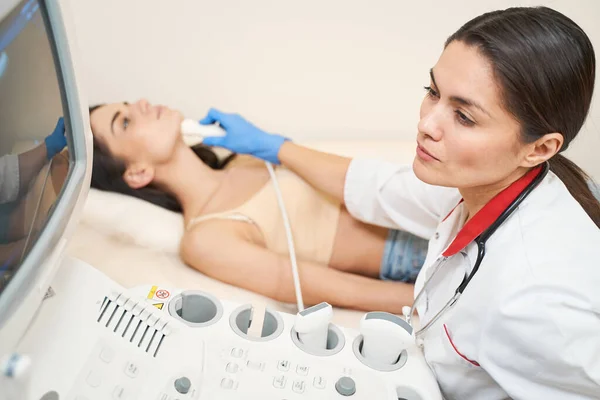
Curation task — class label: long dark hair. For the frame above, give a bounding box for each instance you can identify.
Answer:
[446,7,600,228]
[89,105,236,212]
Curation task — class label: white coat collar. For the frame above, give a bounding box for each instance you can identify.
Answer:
[441,165,544,257]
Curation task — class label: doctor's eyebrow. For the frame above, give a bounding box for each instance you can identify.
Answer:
[429,69,491,117]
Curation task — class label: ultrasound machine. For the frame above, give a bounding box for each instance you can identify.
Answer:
[0,1,443,399]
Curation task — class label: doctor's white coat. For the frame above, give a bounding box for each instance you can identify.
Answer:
[344,158,600,400]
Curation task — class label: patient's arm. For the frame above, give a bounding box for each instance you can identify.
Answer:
[277,142,351,206]
[180,224,413,313]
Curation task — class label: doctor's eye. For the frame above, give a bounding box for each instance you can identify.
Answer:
[122,117,130,130]
[424,86,439,99]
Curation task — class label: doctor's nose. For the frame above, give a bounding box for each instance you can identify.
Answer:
[418,106,444,142]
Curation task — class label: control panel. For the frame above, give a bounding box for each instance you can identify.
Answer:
[7,258,442,400]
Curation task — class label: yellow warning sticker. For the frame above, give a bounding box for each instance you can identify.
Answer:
[147,285,158,299]
[152,303,164,310]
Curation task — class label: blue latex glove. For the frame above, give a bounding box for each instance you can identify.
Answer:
[44,117,66,160]
[200,108,289,165]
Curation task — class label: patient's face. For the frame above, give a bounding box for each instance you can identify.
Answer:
[90,99,184,166]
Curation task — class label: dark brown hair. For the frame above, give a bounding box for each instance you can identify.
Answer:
[446,6,599,227]
[89,105,236,212]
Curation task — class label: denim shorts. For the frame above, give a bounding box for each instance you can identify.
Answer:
[380,229,429,283]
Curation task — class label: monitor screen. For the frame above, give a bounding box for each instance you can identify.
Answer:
[0,0,69,293]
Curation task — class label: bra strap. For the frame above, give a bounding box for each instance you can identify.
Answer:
[187,212,256,231]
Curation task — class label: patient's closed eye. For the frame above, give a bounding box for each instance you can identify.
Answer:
[123,117,130,130]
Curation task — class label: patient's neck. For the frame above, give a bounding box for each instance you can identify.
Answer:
[153,144,226,220]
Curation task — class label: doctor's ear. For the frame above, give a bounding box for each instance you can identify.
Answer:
[521,133,564,168]
[123,164,155,189]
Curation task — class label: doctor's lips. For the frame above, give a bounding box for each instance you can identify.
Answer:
[416,143,440,161]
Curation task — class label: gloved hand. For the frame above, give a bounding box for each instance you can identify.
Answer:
[44,117,66,160]
[200,108,289,165]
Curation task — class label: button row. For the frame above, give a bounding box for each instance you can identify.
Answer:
[230,350,308,375]
[225,360,265,373]
[98,347,141,379]
[227,357,308,375]
[84,371,131,400]
[77,347,145,400]
[227,348,326,392]
[277,360,309,376]
[272,375,327,391]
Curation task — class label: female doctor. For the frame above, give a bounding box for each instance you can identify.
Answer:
[199,7,600,399]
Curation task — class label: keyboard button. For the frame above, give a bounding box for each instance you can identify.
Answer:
[293,380,306,393]
[226,362,239,373]
[246,360,264,370]
[273,375,287,389]
[174,377,192,394]
[296,365,309,376]
[85,370,102,388]
[124,361,140,378]
[335,376,357,396]
[221,378,234,389]
[112,385,128,399]
[99,347,115,363]
[230,348,244,358]
[277,360,290,371]
[314,376,327,389]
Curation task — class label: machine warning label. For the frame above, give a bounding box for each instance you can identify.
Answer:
[155,289,170,299]
[147,285,158,299]
[152,303,164,310]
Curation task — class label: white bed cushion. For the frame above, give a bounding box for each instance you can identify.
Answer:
[82,188,184,253]
[79,139,416,254]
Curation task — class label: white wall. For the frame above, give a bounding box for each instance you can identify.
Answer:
[66,0,600,179]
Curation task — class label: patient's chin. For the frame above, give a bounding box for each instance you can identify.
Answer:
[169,109,184,124]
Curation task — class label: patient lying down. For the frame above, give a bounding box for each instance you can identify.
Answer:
[89,100,429,313]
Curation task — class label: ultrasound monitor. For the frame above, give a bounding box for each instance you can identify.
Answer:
[0,0,92,357]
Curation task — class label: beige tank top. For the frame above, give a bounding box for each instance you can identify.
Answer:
[187,166,341,264]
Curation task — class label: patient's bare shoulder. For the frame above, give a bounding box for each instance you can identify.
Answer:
[179,218,265,267]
